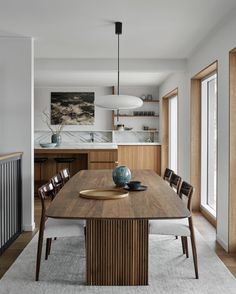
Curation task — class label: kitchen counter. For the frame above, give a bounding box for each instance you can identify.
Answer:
[34,143,118,150]
[34,142,161,151]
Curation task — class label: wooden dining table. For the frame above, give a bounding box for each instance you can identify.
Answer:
[46,169,190,286]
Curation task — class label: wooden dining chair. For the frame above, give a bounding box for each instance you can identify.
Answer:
[50,173,63,194]
[60,168,70,186]
[36,182,85,281]
[163,168,174,182]
[149,181,199,279]
[169,173,182,194]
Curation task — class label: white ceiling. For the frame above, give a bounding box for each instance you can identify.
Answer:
[1,0,236,86]
[0,0,236,59]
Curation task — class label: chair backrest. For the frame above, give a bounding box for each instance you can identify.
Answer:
[60,168,70,185]
[178,181,194,211]
[38,182,55,216]
[163,168,174,182]
[170,173,182,194]
[50,173,63,193]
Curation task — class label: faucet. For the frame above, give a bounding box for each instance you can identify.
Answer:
[90,132,94,143]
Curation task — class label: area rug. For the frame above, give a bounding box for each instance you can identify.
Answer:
[0,231,235,294]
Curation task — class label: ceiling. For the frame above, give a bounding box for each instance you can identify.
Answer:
[1,0,236,86]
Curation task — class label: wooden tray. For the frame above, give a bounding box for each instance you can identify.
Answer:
[79,189,129,200]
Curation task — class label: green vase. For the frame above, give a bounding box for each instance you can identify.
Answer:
[51,133,62,146]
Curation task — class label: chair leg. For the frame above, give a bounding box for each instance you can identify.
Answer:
[189,217,199,279]
[181,236,185,254]
[48,238,52,255]
[84,225,87,249]
[45,238,52,260]
[35,228,44,281]
[184,237,189,258]
[45,238,49,260]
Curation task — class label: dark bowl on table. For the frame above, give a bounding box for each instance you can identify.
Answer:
[127,181,142,190]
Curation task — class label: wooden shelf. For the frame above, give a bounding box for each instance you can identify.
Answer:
[113,129,159,132]
[114,115,159,118]
[142,100,159,103]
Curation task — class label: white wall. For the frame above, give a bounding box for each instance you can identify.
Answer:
[159,8,236,251]
[159,72,189,181]
[0,37,34,231]
[34,87,113,131]
[34,85,160,132]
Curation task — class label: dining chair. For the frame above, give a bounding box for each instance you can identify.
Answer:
[149,181,199,279]
[169,173,182,194]
[36,182,85,281]
[50,173,63,194]
[163,168,174,182]
[60,168,70,185]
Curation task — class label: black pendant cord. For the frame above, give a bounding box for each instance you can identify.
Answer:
[117,30,120,122]
[118,33,120,96]
[115,22,122,123]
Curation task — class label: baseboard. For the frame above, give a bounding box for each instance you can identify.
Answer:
[23,222,35,232]
[216,235,228,252]
[200,206,216,228]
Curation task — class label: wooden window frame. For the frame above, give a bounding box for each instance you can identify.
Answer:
[161,88,178,176]
[229,48,236,252]
[190,61,218,224]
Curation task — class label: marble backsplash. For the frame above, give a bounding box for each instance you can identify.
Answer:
[113,131,158,143]
[34,130,159,146]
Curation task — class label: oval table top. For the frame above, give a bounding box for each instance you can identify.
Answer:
[46,169,190,220]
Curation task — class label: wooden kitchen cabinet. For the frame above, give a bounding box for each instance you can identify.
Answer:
[88,150,118,170]
[34,148,118,194]
[118,145,161,175]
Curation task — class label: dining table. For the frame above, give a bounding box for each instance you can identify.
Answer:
[46,169,190,286]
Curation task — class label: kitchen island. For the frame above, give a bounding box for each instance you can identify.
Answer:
[34,142,161,191]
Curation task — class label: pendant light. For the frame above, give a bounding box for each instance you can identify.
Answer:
[95,22,143,120]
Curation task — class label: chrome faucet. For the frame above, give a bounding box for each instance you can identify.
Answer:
[90,132,94,143]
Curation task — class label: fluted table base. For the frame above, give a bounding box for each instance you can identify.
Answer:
[86,219,149,286]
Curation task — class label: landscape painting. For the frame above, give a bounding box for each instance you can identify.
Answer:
[51,92,95,125]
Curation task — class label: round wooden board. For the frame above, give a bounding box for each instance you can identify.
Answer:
[79,189,129,200]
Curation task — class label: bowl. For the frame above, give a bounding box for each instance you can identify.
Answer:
[40,142,57,148]
[127,181,142,190]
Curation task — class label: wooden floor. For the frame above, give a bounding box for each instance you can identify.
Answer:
[1,199,236,279]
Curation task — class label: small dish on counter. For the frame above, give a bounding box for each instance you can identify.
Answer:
[39,142,57,148]
[124,181,147,191]
[124,185,147,191]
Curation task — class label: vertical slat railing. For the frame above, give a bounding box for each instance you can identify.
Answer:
[0,154,22,255]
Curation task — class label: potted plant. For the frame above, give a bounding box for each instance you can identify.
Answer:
[42,110,64,146]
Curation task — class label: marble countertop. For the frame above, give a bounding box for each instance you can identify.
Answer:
[34,142,161,150]
[35,143,118,150]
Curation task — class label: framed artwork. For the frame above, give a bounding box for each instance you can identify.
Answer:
[51,92,95,125]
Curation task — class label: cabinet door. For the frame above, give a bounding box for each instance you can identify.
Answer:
[118,145,161,175]
[89,150,118,170]
[89,162,117,170]
[89,150,117,162]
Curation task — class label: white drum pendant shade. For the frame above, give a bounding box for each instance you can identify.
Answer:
[96,94,143,110]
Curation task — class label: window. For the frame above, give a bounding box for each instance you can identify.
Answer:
[201,73,217,217]
[168,95,178,172]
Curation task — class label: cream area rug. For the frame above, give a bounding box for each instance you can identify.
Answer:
[0,231,235,294]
